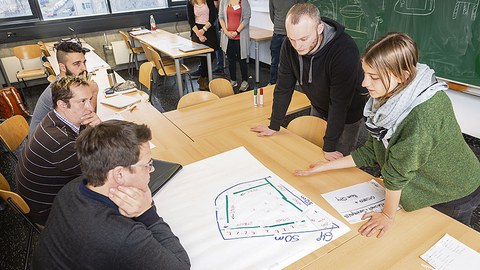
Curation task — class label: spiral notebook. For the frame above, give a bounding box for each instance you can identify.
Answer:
[148,159,183,195]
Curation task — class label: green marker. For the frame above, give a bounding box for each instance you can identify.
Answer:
[253,85,258,107]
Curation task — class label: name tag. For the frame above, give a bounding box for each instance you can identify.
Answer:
[232,4,240,10]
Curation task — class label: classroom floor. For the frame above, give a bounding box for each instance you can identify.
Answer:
[1,59,479,270]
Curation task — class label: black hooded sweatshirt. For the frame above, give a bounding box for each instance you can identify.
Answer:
[269,18,367,152]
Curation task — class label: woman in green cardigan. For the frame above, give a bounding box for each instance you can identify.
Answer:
[295,32,480,238]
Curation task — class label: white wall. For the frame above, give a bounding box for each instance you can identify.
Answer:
[445,89,480,138]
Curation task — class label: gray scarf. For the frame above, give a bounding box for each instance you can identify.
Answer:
[364,63,447,141]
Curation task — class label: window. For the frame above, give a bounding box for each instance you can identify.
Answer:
[37,0,109,20]
[0,0,33,18]
[109,0,168,13]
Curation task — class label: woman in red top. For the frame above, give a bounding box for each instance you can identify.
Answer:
[219,0,251,92]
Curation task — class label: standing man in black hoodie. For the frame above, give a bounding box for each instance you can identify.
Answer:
[251,3,367,161]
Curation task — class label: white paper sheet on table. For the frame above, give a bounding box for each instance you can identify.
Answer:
[154,147,350,270]
[322,180,389,224]
[420,234,480,270]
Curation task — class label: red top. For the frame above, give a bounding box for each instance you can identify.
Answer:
[227,2,242,40]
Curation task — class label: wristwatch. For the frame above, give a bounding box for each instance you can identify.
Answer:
[235,30,240,35]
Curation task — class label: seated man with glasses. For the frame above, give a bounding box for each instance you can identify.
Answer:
[32,120,191,270]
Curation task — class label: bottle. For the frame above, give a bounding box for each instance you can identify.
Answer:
[106,68,117,87]
[150,15,157,31]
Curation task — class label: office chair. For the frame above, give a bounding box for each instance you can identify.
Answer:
[287,116,327,148]
[0,115,29,161]
[0,173,42,270]
[119,31,143,77]
[13,44,47,100]
[177,91,220,109]
[209,78,235,98]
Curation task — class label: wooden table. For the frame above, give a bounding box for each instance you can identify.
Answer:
[152,119,480,269]
[131,29,214,97]
[163,85,310,139]
[249,26,273,84]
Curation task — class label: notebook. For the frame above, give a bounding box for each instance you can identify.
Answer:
[178,43,209,53]
[100,95,141,109]
[148,159,183,195]
[130,29,151,36]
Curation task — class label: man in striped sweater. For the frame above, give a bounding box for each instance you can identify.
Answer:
[16,76,101,225]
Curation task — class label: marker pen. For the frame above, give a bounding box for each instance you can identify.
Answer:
[253,86,258,107]
[259,88,264,107]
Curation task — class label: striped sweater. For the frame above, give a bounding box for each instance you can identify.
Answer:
[16,111,81,225]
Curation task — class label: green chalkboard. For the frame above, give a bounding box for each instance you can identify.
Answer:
[308,0,480,87]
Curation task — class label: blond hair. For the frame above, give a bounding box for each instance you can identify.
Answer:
[286,3,321,25]
[363,32,418,106]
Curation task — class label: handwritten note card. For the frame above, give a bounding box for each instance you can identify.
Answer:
[322,180,387,224]
[420,234,480,270]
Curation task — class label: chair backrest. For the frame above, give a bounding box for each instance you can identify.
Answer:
[177,91,220,109]
[209,78,234,98]
[119,31,134,52]
[43,61,56,76]
[0,173,30,214]
[140,41,154,63]
[37,41,51,57]
[13,44,43,60]
[0,115,29,154]
[148,46,168,76]
[287,116,327,148]
[139,61,154,91]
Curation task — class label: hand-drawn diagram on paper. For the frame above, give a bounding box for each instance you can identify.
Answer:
[215,176,343,242]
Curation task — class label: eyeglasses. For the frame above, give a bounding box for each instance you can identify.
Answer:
[129,159,155,173]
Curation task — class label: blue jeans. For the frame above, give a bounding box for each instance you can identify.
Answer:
[270,33,286,84]
[214,20,224,69]
[432,186,480,226]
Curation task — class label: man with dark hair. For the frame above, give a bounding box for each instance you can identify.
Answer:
[32,120,191,270]
[252,3,367,161]
[16,76,101,225]
[29,41,99,136]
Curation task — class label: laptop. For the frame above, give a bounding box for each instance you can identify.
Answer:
[178,43,209,53]
[148,159,183,195]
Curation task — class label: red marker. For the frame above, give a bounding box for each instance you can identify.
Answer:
[259,88,264,107]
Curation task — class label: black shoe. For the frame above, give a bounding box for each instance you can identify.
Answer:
[213,67,224,74]
[190,69,201,78]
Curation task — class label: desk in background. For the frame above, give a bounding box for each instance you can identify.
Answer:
[131,29,214,97]
[249,26,273,85]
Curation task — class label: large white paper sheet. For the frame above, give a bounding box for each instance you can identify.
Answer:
[322,180,388,224]
[154,147,350,270]
[420,234,480,270]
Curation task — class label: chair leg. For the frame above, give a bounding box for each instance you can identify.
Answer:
[188,74,194,93]
[16,75,27,102]
[24,226,33,270]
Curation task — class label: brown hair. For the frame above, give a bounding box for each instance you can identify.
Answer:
[362,32,418,106]
[76,120,152,187]
[286,3,321,25]
[51,76,89,109]
[55,41,85,65]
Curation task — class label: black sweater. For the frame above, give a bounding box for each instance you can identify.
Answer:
[269,18,367,152]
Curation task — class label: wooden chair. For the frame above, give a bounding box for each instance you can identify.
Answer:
[147,46,194,93]
[13,44,47,99]
[139,61,154,102]
[209,78,234,98]
[0,173,42,270]
[43,61,56,83]
[37,41,51,57]
[0,115,29,161]
[177,91,220,109]
[119,31,144,76]
[287,116,327,148]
